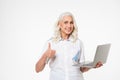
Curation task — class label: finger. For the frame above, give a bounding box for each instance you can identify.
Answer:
[95,62,103,68]
[51,50,56,57]
[52,50,56,54]
[94,63,99,68]
[48,43,51,49]
[96,63,100,68]
[97,62,103,66]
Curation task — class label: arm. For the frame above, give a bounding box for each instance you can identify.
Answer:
[35,52,48,73]
[35,43,56,73]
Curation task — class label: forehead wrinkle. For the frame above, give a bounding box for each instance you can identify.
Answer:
[61,16,73,22]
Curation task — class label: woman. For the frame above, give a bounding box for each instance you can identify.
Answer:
[35,12,103,80]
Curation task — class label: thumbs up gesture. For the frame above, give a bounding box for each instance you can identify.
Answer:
[45,43,56,59]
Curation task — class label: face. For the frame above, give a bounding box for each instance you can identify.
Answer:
[59,16,74,36]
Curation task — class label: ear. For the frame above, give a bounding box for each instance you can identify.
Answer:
[58,21,62,27]
[58,21,62,28]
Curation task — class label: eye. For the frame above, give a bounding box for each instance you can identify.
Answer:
[70,21,73,24]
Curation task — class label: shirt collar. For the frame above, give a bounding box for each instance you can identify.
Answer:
[58,36,74,42]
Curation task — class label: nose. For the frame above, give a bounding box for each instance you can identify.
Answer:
[67,23,71,27]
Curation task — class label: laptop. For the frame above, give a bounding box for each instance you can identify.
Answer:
[81,43,111,68]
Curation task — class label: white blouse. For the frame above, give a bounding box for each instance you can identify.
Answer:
[41,38,85,80]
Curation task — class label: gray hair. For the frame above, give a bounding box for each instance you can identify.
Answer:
[52,12,78,43]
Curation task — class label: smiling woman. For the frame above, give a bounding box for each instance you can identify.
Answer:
[53,12,78,42]
[35,12,103,80]
[59,15,74,39]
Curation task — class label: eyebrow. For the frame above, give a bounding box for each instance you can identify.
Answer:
[63,21,73,23]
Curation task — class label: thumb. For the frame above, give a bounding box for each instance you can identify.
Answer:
[48,43,51,49]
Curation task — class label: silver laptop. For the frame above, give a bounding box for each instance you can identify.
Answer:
[81,43,111,68]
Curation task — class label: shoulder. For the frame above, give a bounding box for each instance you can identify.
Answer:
[75,38,84,49]
[76,38,84,44]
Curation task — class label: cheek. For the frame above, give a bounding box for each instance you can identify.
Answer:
[60,24,65,30]
[72,24,74,28]
[71,26,74,31]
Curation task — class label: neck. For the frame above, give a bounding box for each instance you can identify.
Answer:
[61,32,70,40]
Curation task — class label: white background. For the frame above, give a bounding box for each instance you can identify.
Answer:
[0,0,120,80]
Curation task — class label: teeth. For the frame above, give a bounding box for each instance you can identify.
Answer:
[67,28,71,30]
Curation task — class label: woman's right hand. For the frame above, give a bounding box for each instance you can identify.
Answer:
[45,43,56,59]
[35,43,56,72]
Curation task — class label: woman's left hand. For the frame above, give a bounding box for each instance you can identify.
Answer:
[80,67,90,73]
[94,61,103,68]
